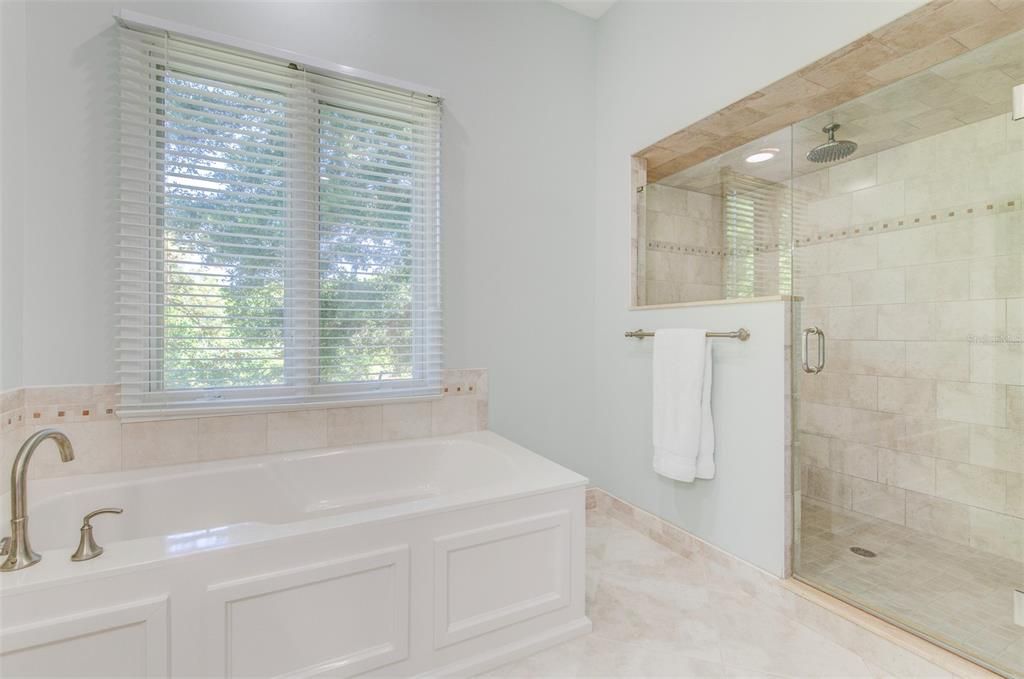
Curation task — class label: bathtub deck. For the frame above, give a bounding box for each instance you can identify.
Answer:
[484,507,984,678]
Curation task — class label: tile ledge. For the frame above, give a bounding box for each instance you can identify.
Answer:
[630,294,794,311]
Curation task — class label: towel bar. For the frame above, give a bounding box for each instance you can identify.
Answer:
[625,328,750,341]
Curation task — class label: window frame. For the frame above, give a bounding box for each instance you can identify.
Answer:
[118,17,442,417]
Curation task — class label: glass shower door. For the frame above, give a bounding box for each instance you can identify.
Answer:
[791,29,1024,676]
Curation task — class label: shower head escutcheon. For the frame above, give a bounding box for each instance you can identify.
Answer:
[806,123,858,163]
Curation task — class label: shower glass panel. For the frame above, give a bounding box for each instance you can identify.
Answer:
[792,27,1024,676]
[637,128,793,306]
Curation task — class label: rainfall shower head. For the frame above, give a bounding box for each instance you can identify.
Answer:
[806,123,858,163]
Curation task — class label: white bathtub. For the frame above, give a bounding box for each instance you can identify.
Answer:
[0,430,590,678]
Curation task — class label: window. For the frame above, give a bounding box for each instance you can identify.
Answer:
[722,170,791,299]
[118,22,442,415]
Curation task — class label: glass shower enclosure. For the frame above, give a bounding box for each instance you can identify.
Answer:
[790,28,1024,676]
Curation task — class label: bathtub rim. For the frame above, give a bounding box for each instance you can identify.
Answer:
[0,430,587,595]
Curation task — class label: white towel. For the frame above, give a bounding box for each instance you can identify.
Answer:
[652,329,716,482]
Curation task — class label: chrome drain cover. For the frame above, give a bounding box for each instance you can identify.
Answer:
[850,546,876,558]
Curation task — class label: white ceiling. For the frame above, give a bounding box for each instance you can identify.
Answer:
[550,1,617,19]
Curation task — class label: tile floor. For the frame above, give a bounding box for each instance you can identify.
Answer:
[485,502,977,678]
[797,498,1024,676]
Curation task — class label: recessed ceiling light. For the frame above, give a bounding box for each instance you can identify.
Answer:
[745,148,779,164]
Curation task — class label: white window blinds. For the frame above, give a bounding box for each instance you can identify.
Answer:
[118,24,442,416]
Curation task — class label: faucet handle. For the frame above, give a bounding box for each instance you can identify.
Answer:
[71,507,123,562]
[0,536,9,556]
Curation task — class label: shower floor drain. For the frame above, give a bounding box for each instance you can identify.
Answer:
[850,546,877,558]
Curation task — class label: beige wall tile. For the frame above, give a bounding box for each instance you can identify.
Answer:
[828,306,878,340]
[798,432,831,468]
[851,182,905,224]
[936,381,1006,426]
[267,409,327,453]
[829,440,878,481]
[1007,298,1023,336]
[906,490,970,545]
[123,418,199,469]
[877,303,930,341]
[877,449,935,494]
[431,396,479,436]
[970,343,1024,385]
[849,269,905,305]
[830,340,906,377]
[906,342,969,380]
[898,417,969,462]
[23,421,121,480]
[800,373,878,410]
[936,460,1006,512]
[970,255,1024,299]
[877,376,936,416]
[197,414,268,461]
[929,299,1005,341]
[968,507,1023,561]
[877,227,937,268]
[801,274,853,307]
[382,401,433,440]
[905,261,970,302]
[1007,472,1024,519]
[326,405,383,446]
[851,477,906,524]
[829,155,877,196]
[969,424,1023,473]
[804,465,852,508]
[827,237,877,273]
[1009,386,1024,431]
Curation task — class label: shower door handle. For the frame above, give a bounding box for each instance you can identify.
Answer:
[802,327,825,374]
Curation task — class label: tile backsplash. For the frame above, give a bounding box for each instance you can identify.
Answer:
[0,369,488,481]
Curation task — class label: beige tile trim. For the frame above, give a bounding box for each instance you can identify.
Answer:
[586,487,997,679]
[637,0,1024,182]
[783,578,1001,679]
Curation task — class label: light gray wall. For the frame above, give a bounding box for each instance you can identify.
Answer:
[0,1,26,391]
[590,0,925,575]
[1,0,598,472]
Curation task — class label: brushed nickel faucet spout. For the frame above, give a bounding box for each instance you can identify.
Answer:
[1,429,75,572]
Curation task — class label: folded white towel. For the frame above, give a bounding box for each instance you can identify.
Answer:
[652,328,716,482]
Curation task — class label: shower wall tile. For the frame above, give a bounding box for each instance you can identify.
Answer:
[849,268,905,305]
[828,155,877,196]
[935,460,1006,513]
[877,303,931,341]
[827,237,877,273]
[829,340,906,377]
[968,507,1023,561]
[905,490,970,545]
[897,416,969,462]
[827,306,878,340]
[936,381,1007,426]
[851,181,905,224]
[877,449,936,494]
[969,424,1024,473]
[877,376,936,417]
[828,440,879,481]
[850,477,906,524]
[970,343,1024,385]
[905,341,969,381]
[795,112,1022,562]
[905,261,970,302]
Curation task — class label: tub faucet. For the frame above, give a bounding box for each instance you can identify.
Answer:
[1,429,75,572]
